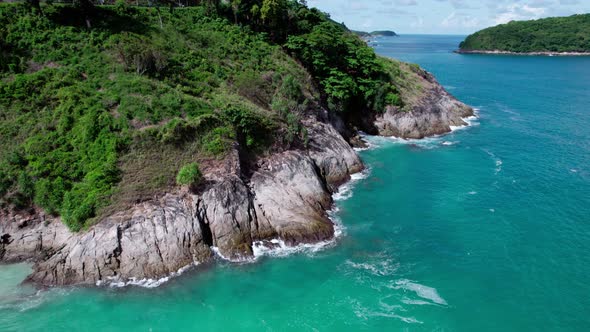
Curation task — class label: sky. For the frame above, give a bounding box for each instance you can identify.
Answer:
[307,0,590,35]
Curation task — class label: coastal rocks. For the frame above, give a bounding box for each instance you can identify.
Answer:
[455,49,590,56]
[0,116,363,286]
[374,63,474,139]
[0,210,72,263]
[0,63,469,287]
[305,119,364,190]
[28,195,213,285]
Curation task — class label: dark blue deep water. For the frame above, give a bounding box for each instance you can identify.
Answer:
[1,35,589,331]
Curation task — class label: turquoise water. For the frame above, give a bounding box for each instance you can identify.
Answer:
[2,35,590,331]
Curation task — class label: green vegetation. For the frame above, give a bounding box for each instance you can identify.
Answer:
[0,1,404,231]
[176,163,202,187]
[369,30,397,37]
[459,14,590,53]
[351,30,397,37]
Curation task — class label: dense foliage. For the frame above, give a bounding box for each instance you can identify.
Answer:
[176,163,202,187]
[0,1,402,231]
[459,14,590,53]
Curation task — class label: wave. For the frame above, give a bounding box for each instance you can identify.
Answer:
[350,297,423,324]
[96,263,198,288]
[482,148,503,174]
[250,235,339,260]
[245,166,371,260]
[0,288,73,313]
[401,298,436,306]
[344,257,399,277]
[450,114,479,132]
[95,162,370,287]
[333,168,371,201]
[388,279,448,306]
[359,111,478,151]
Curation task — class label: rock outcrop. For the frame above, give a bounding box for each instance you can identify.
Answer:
[0,117,363,286]
[0,63,472,287]
[374,63,474,139]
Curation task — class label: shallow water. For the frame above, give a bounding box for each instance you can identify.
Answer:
[1,35,589,331]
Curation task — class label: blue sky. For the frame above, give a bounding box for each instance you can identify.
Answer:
[307,0,590,34]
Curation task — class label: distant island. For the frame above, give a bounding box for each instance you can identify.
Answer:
[352,30,398,38]
[457,14,590,55]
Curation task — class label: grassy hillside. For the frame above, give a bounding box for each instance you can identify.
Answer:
[459,14,590,53]
[0,1,404,231]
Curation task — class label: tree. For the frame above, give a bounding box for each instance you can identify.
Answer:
[260,0,285,25]
[231,0,241,24]
[26,0,42,15]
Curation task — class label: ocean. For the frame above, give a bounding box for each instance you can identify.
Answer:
[1,34,589,331]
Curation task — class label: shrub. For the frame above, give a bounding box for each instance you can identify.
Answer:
[111,33,168,77]
[176,163,202,187]
[224,106,274,149]
[202,126,234,156]
[385,93,401,107]
[158,118,193,144]
[34,177,66,215]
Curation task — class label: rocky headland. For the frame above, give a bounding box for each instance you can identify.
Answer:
[455,49,590,56]
[0,62,473,287]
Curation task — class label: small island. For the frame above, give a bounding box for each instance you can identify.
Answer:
[457,14,590,56]
[370,30,398,37]
[352,30,398,38]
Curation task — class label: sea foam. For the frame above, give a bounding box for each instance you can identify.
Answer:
[221,168,370,262]
[96,263,198,288]
[389,279,448,306]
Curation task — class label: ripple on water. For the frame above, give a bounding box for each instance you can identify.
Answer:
[339,250,448,325]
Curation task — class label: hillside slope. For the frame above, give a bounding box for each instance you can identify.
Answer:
[0,2,472,286]
[459,14,590,54]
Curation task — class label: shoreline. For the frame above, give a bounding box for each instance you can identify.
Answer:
[84,112,479,289]
[1,59,475,288]
[455,49,590,56]
[12,116,476,290]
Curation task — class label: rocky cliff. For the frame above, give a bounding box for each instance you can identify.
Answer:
[373,62,474,139]
[0,116,363,286]
[0,63,473,287]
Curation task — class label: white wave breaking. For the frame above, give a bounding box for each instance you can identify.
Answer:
[214,167,370,263]
[344,258,400,277]
[96,263,198,288]
[483,148,503,174]
[450,114,479,132]
[358,110,479,151]
[333,168,371,201]
[95,164,370,288]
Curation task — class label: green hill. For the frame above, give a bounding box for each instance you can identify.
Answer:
[459,14,590,53]
[352,30,397,37]
[370,30,397,37]
[0,1,406,231]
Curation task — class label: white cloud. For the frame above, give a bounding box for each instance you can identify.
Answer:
[394,0,418,5]
[494,3,546,24]
[411,16,425,27]
[441,11,480,28]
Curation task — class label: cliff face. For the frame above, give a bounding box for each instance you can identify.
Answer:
[0,116,363,286]
[0,63,473,287]
[373,63,474,139]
